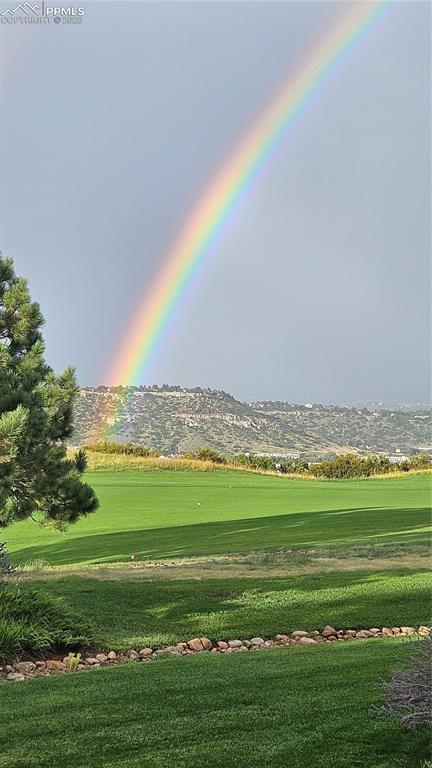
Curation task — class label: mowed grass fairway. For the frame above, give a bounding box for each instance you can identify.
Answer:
[0,642,430,768]
[37,570,431,650]
[3,469,431,767]
[6,471,430,565]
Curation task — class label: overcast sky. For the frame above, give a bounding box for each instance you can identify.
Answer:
[0,1,430,404]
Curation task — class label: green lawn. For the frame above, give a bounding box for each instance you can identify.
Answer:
[0,641,429,768]
[35,569,431,649]
[3,471,431,767]
[5,471,430,565]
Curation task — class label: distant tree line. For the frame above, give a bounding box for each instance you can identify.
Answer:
[84,442,432,478]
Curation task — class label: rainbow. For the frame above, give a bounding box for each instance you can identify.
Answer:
[102,1,390,437]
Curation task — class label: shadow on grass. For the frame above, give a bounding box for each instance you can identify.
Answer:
[11,506,431,566]
[32,569,432,649]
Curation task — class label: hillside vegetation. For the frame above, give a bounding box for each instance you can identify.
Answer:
[73,386,431,456]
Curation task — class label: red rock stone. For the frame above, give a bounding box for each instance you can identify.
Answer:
[46,660,65,671]
[250,637,265,647]
[187,638,204,652]
[139,648,153,658]
[322,625,337,638]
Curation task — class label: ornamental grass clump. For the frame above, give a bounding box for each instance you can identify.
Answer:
[376,633,432,731]
[0,583,92,661]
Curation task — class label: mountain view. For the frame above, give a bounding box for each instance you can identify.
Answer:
[73,386,432,457]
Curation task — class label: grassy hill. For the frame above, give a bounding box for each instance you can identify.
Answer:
[73,386,432,456]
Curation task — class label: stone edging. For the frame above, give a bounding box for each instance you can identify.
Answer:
[2,625,430,682]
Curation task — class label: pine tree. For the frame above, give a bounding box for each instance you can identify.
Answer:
[0,254,98,530]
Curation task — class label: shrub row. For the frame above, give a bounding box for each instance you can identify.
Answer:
[185,449,432,478]
[85,442,432,479]
[84,442,160,458]
[308,453,431,478]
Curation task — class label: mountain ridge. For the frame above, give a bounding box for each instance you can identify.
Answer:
[72,386,431,457]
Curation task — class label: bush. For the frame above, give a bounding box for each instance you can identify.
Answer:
[278,459,309,474]
[377,633,432,731]
[185,447,227,465]
[310,453,394,479]
[231,453,276,471]
[409,454,432,470]
[0,584,93,661]
[84,441,160,458]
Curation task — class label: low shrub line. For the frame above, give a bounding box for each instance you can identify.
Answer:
[83,442,432,479]
[2,624,430,683]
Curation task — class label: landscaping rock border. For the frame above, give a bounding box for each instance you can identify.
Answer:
[1,625,430,682]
